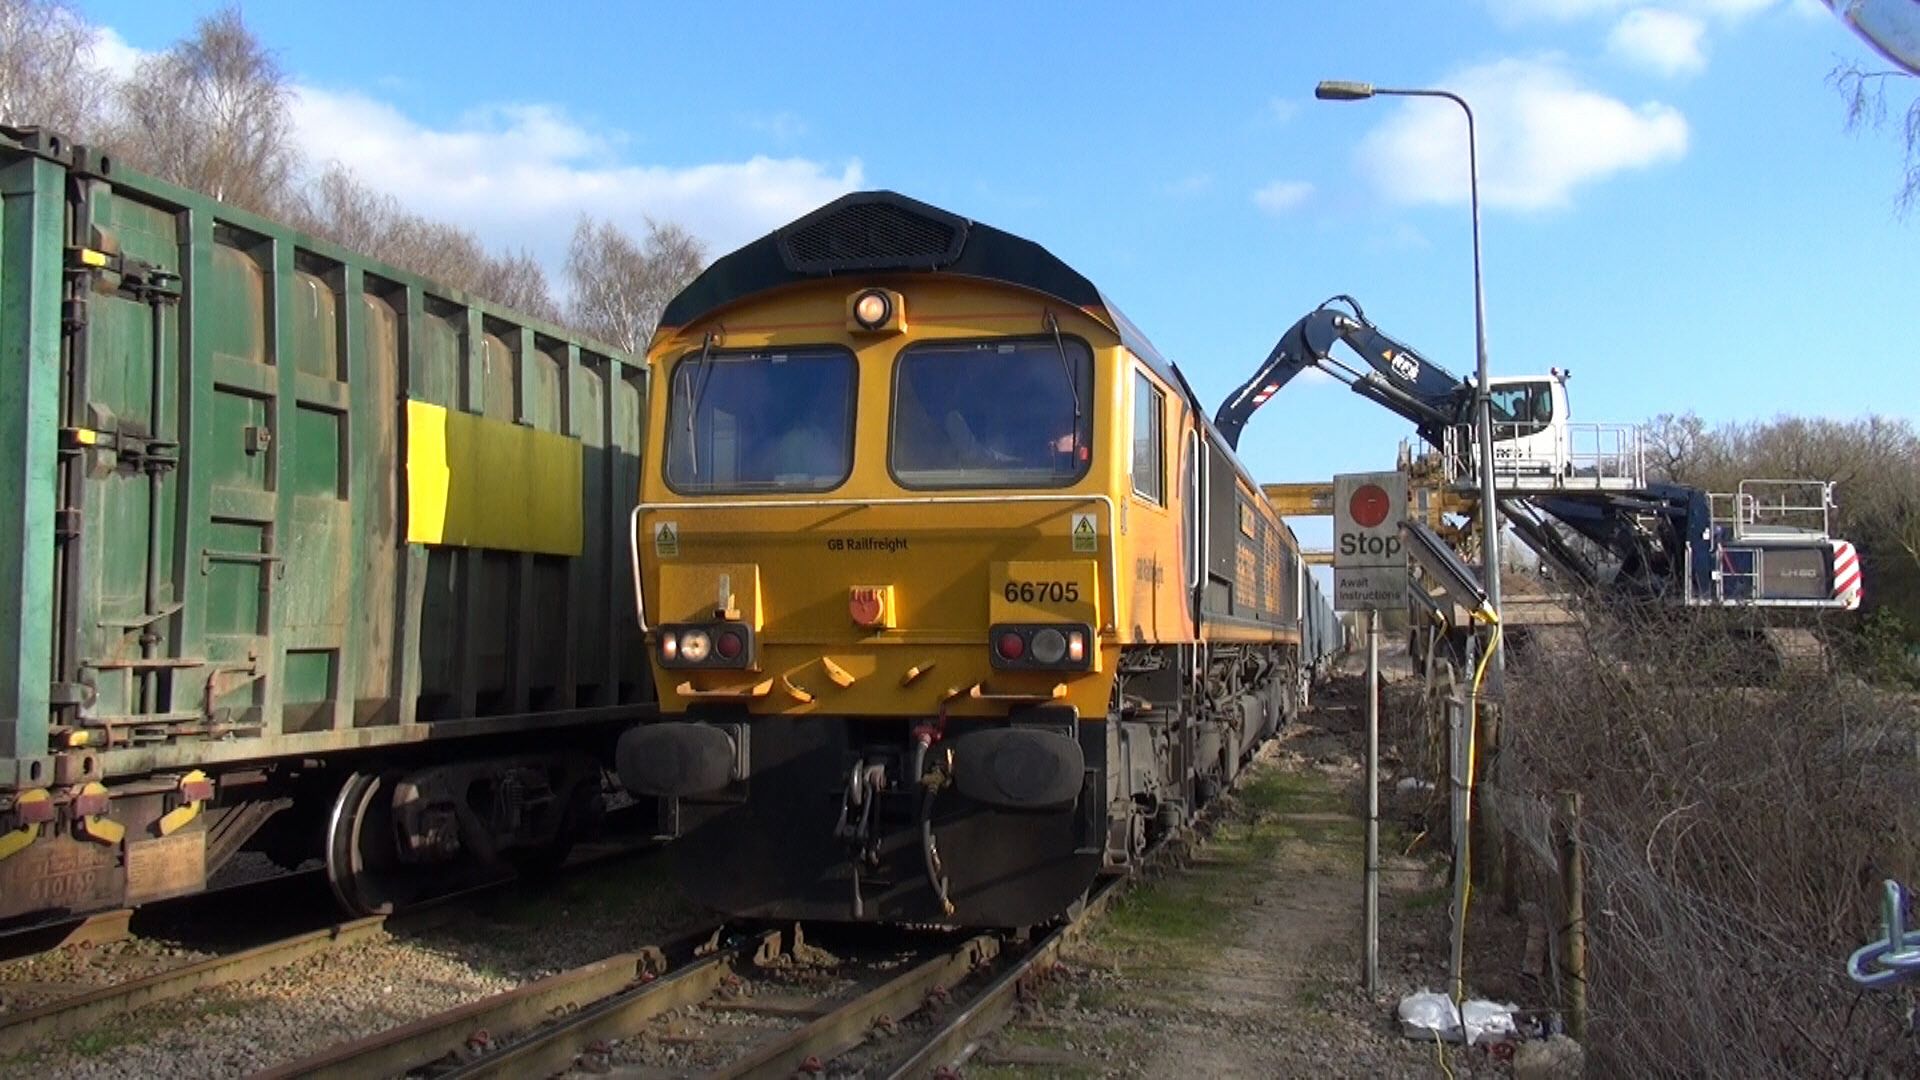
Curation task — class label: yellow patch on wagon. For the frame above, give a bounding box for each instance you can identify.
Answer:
[405,399,584,556]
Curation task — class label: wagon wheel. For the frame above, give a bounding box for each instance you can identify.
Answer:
[324,771,426,916]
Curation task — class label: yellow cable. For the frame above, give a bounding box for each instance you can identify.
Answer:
[1433,1027,1456,1080]
[1454,608,1501,1005]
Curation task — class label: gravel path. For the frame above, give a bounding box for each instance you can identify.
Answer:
[0,845,703,1078]
[970,670,1533,1079]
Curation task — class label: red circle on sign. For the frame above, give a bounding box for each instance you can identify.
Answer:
[1350,484,1391,528]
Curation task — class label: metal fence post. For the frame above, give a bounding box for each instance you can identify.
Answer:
[1449,684,1470,1000]
[1364,608,1380,993]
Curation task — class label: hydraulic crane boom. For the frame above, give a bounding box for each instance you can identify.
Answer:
[1222,295,1864,616]
[1214,296,1474,451]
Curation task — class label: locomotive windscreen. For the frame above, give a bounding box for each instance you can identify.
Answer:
[664,347,857,493]
[890,338,1093,489]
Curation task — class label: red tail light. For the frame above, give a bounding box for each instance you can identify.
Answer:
[996,632,1026,661]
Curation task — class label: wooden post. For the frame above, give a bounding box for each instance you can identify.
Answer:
[1472,700,1506,895]
[1557,790,1588,1042]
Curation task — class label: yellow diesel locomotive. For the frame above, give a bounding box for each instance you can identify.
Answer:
[617,192,1323,927]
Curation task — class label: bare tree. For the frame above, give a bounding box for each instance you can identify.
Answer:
[1643,411,1707,486]
[1829,61,1920,214]
[0,0,106,136]
[297,163,561,321]
[565,215,706,352]
[295,163,402,254]
[106,7,297,215]
[473,249,561,324]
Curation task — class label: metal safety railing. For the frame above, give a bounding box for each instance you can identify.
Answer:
[1440,421,1646,489]
[1709,479,1834,543]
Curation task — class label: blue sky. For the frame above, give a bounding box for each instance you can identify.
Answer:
[80,0,1915,532]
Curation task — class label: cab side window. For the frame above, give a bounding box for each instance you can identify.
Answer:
[1132,371,1165,504]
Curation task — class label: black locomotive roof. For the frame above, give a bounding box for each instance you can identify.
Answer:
[658,190,1177,384]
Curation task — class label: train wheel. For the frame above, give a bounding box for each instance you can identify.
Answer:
[324,771,423,916]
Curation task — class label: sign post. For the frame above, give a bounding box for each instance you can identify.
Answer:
[1334,471,1408,995]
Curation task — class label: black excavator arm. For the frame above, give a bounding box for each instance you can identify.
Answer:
[1213,296,1476,451]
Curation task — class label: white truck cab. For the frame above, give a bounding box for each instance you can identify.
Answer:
[1484,371,1570,477]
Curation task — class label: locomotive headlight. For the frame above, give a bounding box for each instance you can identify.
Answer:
[1030,628,1068,665]
[1066,630,1085,663]
[852,288,892,329]
[680,629,712,663]
[659,632,679,661]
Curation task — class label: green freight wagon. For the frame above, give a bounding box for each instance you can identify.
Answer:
[0,126,654,923]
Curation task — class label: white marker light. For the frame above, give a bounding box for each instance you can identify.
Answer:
[680,629,712,663]
[853,289,892,329]
[660,632,679,661]
[1067,630,1085,663]
[1031,628,1068,665]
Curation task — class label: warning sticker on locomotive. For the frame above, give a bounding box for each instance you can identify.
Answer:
[1071,513,1097,553]
[654,522,680,557]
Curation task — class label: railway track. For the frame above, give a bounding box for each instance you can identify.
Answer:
[261,873,1131,1080]
[0,825,661,1059]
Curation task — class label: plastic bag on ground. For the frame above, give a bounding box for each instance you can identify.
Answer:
[1396,990,1520,1045]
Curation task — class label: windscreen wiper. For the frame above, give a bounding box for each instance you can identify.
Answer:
[682,332,717,475]
[1044,311,1082,450]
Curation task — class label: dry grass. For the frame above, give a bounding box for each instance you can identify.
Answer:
[1490,607,1920,1077]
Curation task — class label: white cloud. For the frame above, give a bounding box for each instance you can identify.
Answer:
[89,27,148,79]
[1608,8,1710,75]
[77,20,860,280]
[289,86,862,273]
[1252,179,1314,214]
[1354,57,1688,210]
[1267,97,1300,124]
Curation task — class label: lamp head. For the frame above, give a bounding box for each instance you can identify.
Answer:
[1315,80,1375,101]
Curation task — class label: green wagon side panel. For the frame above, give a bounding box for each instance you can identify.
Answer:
[0,152,63,774]
[0,131,654,787]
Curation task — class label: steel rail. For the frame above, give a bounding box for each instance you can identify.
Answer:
[434,930,778,1080]
[250,923,726,1080]
[715,933,1001,1080]
[0,829,657,1058]
[0,915,387,1057]
[885,876,1129,1079]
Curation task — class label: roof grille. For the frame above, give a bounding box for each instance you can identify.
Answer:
[776,193,969,274]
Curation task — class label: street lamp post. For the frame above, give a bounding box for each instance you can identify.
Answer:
[1314,79,1505,688]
